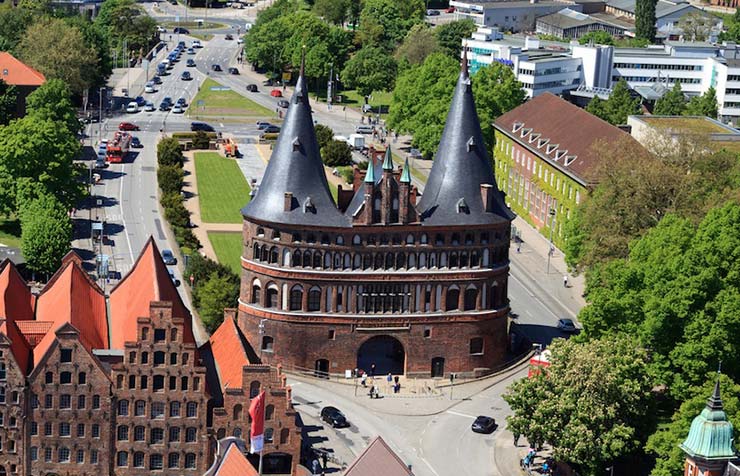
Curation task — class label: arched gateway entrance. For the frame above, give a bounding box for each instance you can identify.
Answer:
[357,335,405,375]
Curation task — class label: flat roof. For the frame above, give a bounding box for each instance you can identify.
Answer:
[638,116,734,134]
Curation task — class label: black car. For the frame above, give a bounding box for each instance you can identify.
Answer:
[264,125,281,133]
[246,84,258,92]
[159,101,171,111]
[186,59,196,67]
[262,78,276,86]
[225,33,233,40]
[277,99,289,108]
[191,122,215,132]
[320,406,349,428]
[152,75,163,84]
[173,27,190,34]
[181,71,192,81]
[211,64,222,72]
[471,416,496,434]
[131,137,143,148]
[228,67,239,75]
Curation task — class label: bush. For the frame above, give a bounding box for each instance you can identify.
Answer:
[260,133,279,141]
[173,225,201,250]
[171,132,218,139]
[157,137,184,167]
[322,140,353,167]
[340,166,354,184]
[157,165,185,195]
[192,131,210,150]
[315,124,334,150]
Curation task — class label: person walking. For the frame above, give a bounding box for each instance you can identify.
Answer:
[386,373,392,384]
[361,373,367,388]
[563,275,568,288]
[370,363,376,376]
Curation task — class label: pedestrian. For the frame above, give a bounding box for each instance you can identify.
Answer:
[369,385,375,398]
[321,452,327,473]
[386,372,392,384]
[516,244,521,253]
[353,368,358,378]
[361,373,367,387]
[563,275,568,288]
[513,433,520,446]
[370,363,376,376]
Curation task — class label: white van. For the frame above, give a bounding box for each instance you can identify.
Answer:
[126,101,139,113]
[355,125,374,134]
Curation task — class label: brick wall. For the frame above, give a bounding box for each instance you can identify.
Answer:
[0,333,27,476]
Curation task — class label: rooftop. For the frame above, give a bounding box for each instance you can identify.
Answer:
[208,315,257,393]
[344,436,414,476]
[0,52,45,87]
[630,115,740,152]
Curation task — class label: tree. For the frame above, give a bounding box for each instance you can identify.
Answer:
[578,30,614,45]
[685,87,718,118]
[157,137,184,167]
[65,15,112,90]
[314,124,334,151]
[157,165,184,195]
[358,0,425,50]
[25,79,81,134]
[635,0,657,42]
[396,24,439,66]
[322,140,352,167]
[19,193,72,277]
[586,80,639,126]
[192,131,210,150]
[196,272,239,332]
[0,115,84,215]
[435,19,477,58]
[341,46,397,97]
[0,79,18,126]
[96,0,157,53]
[17,18,98,94]
[0,5,35,52]
[472,62,526,148]
[504,335,654,475]
[313,0,349,25]
[677,12,713,41]
[653,82,687,116]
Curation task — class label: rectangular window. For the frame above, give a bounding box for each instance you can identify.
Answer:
[153,375,165,392]
[328,329,335,340]
[77,423,85,437]
[170,376,177,390]
[92,395,100,409]
[186,427,197,442]
[423,327,432,338]
[45,447,52,463]
[60,394,71,409]
[92,424,100,438]
[44,422,52,436]
[76,449,84,464]
[30,447,38,461]
[135,399,146,416]
[58,447,70,463]
[30,422,38,435]
[169,427,180,442]
[78,394,86,409]
[187,402,197,418]
[150,427,164,444]
[59,422,70,437]
[91,450,99,465]
[60,349,72,362]
[152,402,165,419]
[154,328,166,342]
[31,394,38,409]
[45,394,52,409]
[170,401,181,417]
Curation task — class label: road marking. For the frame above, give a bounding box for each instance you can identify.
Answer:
[420,457,442,476]
[118,164,135,264]
[446,410,477,419]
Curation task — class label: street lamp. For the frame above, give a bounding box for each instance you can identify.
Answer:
[258,318,266,361]
[546,207,556,274]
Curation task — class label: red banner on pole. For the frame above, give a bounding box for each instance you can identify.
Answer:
[248,390,265,453]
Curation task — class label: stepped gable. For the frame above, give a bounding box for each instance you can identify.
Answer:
[208,314,257,393]
[109,237,193,349]
[344,436,414,476]
[33,252,108,365]
[418,49,513,226]
[0,260,34,373]
[241,55,348,228]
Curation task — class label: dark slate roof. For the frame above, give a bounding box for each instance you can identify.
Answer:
[347,154,384,217]
[417,52,514,226]
[240,59,348,228]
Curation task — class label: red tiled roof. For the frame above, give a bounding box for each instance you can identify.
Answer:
[494,93,638,183]
[108,237,193,349]
[34,254,108,365]
[344,437,414,476]
[15,321,53,347]
[213,442,258,476]
[0,261,35,373]
[0,52,45,86]
[209,315,254,392]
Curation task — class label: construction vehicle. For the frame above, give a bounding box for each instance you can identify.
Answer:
[106,131,132,163]
[223,138,239,158]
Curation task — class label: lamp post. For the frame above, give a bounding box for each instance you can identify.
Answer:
[98,87,105,140]
[546,207,556,274]
[258,318,266,361]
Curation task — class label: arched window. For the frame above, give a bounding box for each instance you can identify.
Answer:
[464,287,478,311]
[280,428,290,444]
[249,381,261,398]
[217,428,226,439]
[353,254,361,269]
[257,227,265,236]
[465,233,474,244]
[253,243,260,260]
[440,252,448,268]
[326,253,333,268]
[344,253,351,269]
[460,252,469,268]
[308,288,321,312]
[491,282,499,308]
[429,253,436,268]
[269,247,278,263]
[282,249,291,266]
[265,404,274,420]
[233,427,242,438]
[445,287,460,311]
[312,252,322,268]
[289,286,303,311]
[233,404,242,421]
[421,233,428,244]
[251,279,262,305]
[385,253,394,269]
[78,372,87,384]
[293,233,302,243]
[272,230,280,241]
[406,234,414,245]
[419,253,426,268]
[374,254,383,269]
[452,233,460,245]
[353,234,361,245]
[303,250,311,268]
[396,253,406,269]
[321,235,330,245]
[435,234,444,245]
[483,249,490,266]
[266,285,278,308]
[307,234,316,243]
[363,255,371,269]
[336,235,344,245]
[261,336,274,352]
[265,428,274,443]
[261,247,268,262]
[450,252,459,268]
[471,251,479,267]
[293,250,302,267]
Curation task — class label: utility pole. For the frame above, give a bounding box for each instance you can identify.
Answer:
[327,63,333,109]
[258,319,266,361]
[546,207,556,274]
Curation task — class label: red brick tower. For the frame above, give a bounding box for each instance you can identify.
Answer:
[238,52,514,378]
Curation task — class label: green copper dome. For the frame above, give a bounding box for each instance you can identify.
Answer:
[680,380,737,460]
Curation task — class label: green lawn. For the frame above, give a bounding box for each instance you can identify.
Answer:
[161,20,226,30]
[190,32,214,41]
[194,152,251,223]
[0,217,21,248]
[208,231,242,274]
[339,89,393,111]
[189,78,273,117]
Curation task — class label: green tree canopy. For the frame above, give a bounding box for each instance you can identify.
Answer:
[313,0,349,25]
[472,62,525,147]
[677,12,713,41]
[197,272,239,332]
[578,30,615,45]
[435,19,477,58]
[0,79,18,126]
[314,124,334,151]
[685,87,718,118]
[25,79,81,134]
[395,24,439,66]
[19,193,72,277]
[341,46,397,97]
[358,0,425,50]
[504,335,655,475]
[321,139,352,167]
[96,0,157,52]
[635,0,657,41]
[157,137,184,167]
[653,81,687,116]
[0,5,35,52]
[585,79,639,125]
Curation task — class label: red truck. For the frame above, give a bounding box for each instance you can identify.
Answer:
[106,131,132,163]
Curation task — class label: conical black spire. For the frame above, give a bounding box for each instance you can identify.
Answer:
[708,377,724,411]
[241,50,347,228]
[417,47,513,226]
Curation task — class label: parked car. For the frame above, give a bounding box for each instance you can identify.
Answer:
[211,64,222,72]
[277,99,289,108]
[181,71,192,81]
[264,125,281,133]
[187,59,196,67]
[168,269,181,287]
[270,89,282,97]
[191,122,215,132]
[161,249,177,265]
[225,33,233,40]
[95,157,108,169]
[173,27,190,34]
[355,125,374,134]
[256,120,271,130]
[119,122,139,131]
[427,9,440,15]
[228,67,239,75]
[126,101,139,113]
[131,137,143,148]
[557,318,578,333]
[471,416,496,434]
[408,148,422,159]
[320,406,349,428]
[145,82,156,93]
[246,84,258,92]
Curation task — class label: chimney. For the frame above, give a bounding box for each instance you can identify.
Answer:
[283,192,293,212]
[481,184,493,212]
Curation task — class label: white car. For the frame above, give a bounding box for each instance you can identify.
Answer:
[237,37,244,44]
[172,105,184,114]
[192,40,202,48]
[126,102,139,113]
[144,83,156,93]
[144,102,156,112]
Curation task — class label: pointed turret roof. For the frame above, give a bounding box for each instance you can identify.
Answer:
[364,158,377,183]
[417,48,513,226]
[241,53,348,228]
[382,147,394,171]
[400,158,411,184]
[681,377,737,461]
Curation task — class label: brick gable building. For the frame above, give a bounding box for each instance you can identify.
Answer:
[238,54,514,378]
[0,240,300,476]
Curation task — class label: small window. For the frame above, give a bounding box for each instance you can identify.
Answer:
[470,337,484,355]
[134,452,145,468]
[170,328,178,342]
[170,401,181,417]
[154,351,165,366]
[152,402,165,419]
[60,422,71,436]
[78,372,87,384]
[135,400,146,416]
[154,328,166,342]
[92,424,100,438]
[435,234,444,245]
[265,428,274,443]
[135,426,145,441]
[169,427,180,442]
[45,394,53,409]
[117,425,128,441]
[353,234,361,245]
[60,348,72,362]
[117,451,128,467]
[91,450,99,464]
[423,327,432,338]
[170,353,178,365]
[151,427,164,444]
[58,447,71,463]
[77,423,85,437]
[141,375,148,389]
[168,453,180,469]
[420,233,428,244]
[170,376,177,390]
[78,394,86,409]
[118,400,129,416]
[141,327,149,340]
[150,454,163,471]
[60,394,71,409]
[44,422,52,436]
[93,395,100,409]
[328,329,335,340]
[60,371,72,384]
[261,336,274,352]
[185,453,196,469]
[182,353,189,365]
[181,376,189,391]
[45,371,53,384]
[187,402,197,418]
[186,427,197,442]
[129,351,136,364]
[141,351,149,364]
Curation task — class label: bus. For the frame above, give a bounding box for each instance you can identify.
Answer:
[527,349,551,378]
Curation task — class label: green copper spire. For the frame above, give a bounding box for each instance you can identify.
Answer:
[364,159,376,183]
[680,378,737,460]
[400,158,411,183]
[382,147,393,171]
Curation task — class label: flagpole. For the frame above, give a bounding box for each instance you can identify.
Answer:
[258,387,266,475]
